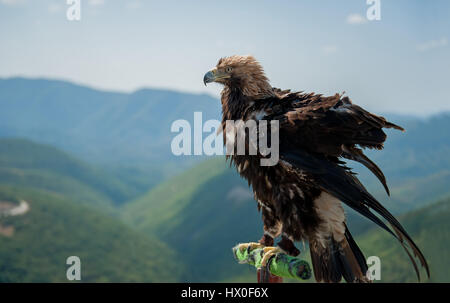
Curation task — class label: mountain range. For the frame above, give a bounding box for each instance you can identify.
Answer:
[0,77,221,189]
[0,78,449,282]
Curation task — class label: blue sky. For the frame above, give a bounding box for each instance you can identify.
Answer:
[0,0,449,115]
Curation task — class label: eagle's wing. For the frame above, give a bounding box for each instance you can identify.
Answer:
[279,150,430,281]
[265,92,403,195]
[262,92,429,280]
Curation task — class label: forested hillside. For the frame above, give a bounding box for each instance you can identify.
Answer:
[0,185,184,282]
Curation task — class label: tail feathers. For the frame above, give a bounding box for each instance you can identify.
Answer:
[344,225,368,277]
[281,150,429,281]
[359,190,431,280]
[390,224,430,281]
[309,227,369,283]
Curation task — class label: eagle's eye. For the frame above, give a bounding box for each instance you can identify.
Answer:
[225,67,233,73]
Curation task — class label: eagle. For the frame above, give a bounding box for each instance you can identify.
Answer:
[203,55,429,283]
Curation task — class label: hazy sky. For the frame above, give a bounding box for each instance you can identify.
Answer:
[0,0,449,115]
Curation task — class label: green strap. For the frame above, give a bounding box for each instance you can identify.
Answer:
[232,244,312,281]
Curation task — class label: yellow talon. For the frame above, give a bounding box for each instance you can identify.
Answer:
[261,246,284,267]
[238,242,264,253]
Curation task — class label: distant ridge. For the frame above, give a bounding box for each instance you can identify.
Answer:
[0,138,141,207]
[0,77,220,168]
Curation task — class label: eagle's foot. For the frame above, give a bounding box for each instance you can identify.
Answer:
[258,246,284,283]
[237,242,264,254]
[260,246,284,267]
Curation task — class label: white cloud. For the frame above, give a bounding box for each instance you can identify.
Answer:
[417,37,448,52]
[322,45,338,55]
[88,0,105,6]
[0,0,25,5]
[346,13,368,25]
[47,3,63,14]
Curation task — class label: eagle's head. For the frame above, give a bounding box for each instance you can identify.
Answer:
[203,55,273,97]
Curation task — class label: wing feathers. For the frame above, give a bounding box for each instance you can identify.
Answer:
[341,145,390,195]
[281,151,430,280]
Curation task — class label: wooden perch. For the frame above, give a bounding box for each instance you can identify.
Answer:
[232,244,312,281]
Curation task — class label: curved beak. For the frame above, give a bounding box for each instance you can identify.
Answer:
[203,70,216,86]
[203,68,230,86]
